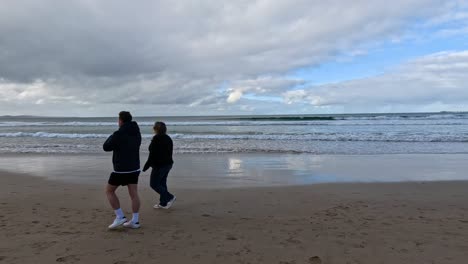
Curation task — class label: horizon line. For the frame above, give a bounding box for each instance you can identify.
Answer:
[1,110,466,119]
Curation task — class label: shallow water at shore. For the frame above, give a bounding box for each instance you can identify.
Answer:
[1,153,467,188]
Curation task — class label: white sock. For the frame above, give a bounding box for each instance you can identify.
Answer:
[114,208,125,219]
[131,213,139,223]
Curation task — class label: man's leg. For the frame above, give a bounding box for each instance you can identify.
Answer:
[106,184,127,229]
[127,184,140,214]
[106,184,120,210]
[126,184,140,226]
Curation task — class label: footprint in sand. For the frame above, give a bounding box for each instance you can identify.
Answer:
[32,241,57,251]
[56,255,80,263]
[226,234,238,241]
[308,256,322,264]
[285,237,302,245]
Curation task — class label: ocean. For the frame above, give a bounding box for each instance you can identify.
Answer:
[0,112,467,155]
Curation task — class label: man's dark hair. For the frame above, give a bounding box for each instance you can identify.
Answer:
[153,121,167,135]
[119,111,132,123]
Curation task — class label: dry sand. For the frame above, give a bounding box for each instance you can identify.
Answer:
[1,171,468,264]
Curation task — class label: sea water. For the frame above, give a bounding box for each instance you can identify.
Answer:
[0,112,467,155]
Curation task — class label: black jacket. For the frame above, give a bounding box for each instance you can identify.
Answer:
[143,134,173,171]
[103,121,141,172]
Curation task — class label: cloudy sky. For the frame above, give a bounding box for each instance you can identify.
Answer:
[0,0,467,116]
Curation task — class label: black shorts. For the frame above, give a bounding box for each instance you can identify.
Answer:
[108,171,140,186]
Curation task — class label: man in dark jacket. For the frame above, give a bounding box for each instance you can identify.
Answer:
[103,111,142,229]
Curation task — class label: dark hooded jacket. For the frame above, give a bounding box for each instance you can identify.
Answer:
[143,134,173,171]
[103,121,141,172]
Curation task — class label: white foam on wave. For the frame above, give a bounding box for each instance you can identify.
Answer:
[338,113,468,120]
[0,121,120,127]
[0,120,326,127]
[0,132,159,139]
[0,132,110,138]
[1,131,467,142]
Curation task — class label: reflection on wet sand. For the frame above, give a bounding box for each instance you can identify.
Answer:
[0,153,467,188]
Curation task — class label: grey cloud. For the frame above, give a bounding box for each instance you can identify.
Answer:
[1,0,448,80]
[0,0,461,115]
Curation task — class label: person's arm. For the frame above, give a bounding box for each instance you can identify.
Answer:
[169,137,173,156]
[134,121,142,147]
[137,129,142,147]
[142,138,155,171]
[103,131,120,152]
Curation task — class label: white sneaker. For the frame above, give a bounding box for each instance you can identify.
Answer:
[108,217,127,229]
[165,196,176,209]
[123,221,141,229]
[153,204,162,209]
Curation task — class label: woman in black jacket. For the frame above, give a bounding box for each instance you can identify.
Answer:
[143,122,176,209]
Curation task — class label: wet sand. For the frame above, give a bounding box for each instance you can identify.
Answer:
[1,170,468,263]
[0,153,467,187]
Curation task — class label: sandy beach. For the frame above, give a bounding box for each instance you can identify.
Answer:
[1,169,468,263]
[2,0,468,262]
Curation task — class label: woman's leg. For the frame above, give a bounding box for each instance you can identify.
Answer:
[150,167,169,205]
[149,168,163,195]
[159,165,173,205]
[162,169,174,201]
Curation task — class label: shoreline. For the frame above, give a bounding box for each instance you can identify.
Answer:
[2,170,468,263]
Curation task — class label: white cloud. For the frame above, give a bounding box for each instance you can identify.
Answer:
[283,50,468,110]
[226,76,304,103]
[227,90,243,103]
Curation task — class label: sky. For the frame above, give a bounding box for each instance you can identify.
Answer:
[0,0,467,117]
